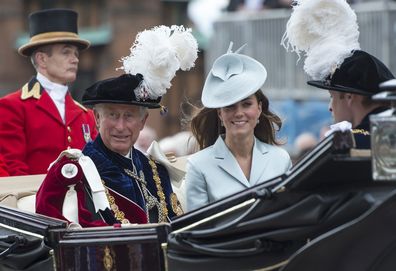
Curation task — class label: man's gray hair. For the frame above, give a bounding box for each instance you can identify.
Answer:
[30,45,53,68]
[94,104,148,120]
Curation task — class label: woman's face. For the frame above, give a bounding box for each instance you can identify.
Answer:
[217,95,262,140]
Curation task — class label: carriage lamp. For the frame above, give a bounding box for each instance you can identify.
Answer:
[370,79,396,180]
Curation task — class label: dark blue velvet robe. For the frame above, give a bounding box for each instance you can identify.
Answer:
[353,107,389,149]
[83,135,178,223]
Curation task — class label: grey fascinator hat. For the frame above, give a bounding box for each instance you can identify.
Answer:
[201,43,267,108]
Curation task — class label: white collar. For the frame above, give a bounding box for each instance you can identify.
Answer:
[36,72,68,101]
[124,149,132,159]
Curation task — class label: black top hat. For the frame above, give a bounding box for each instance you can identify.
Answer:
[82,74,161,108]
[307,50,395,96]
[18,8,90,57]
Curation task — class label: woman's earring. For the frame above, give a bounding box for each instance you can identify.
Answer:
[256,119,260,124]
[220,120,224,127]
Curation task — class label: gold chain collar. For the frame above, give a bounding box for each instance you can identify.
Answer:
[122,158,169,223]
[102,181,130,224]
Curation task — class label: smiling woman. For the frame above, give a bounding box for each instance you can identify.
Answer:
[185,43,292,212]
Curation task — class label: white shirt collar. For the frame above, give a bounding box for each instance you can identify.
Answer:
[36,72,68,101]
[124,149,132,159]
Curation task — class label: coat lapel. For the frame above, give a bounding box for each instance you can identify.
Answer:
[65,93,83,125]
[249,139,270,186]
[213,137,250,188]
[36,91,64,125]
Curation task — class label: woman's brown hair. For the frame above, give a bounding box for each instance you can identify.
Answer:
[191,90,283,150]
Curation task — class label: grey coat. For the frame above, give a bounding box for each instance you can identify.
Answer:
[185,136,292,211]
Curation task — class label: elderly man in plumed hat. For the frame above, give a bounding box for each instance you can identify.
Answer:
[36,25,198,226]
[0,8,97,176]
[282,0,395,149]
[82,25,198,224]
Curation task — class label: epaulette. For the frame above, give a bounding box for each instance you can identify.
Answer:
[20,78,42,100]
[352,129,370,136]
[74,100,88,112]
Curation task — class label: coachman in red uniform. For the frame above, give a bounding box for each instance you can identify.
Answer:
[0,9,97,176]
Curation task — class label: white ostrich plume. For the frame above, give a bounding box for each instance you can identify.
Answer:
[120,25,198,100]
[281,0,360,80]
[169,25,198,71]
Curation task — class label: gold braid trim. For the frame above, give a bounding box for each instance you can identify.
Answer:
[352,129,370,136]
[148,159,169,222]
[102,180,130,224]
[170,193,184,216]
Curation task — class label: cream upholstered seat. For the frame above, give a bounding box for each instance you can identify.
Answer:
[0,174,45,213]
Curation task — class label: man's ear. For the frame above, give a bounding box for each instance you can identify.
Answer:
[346,93,354,106]
[35,52,47,68]
[93,109,101,129]
[140,112,149,131]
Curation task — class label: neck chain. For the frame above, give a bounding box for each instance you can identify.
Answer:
[124,158,168,222]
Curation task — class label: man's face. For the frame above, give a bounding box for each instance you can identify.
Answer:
[328,90,352,123]
[38,43,79,84]
[94,104,148,156]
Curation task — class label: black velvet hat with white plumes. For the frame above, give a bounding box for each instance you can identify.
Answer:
[282,0,395,96]
[308,50,395,96]
[82,74,161,108]
[82,25,198,109]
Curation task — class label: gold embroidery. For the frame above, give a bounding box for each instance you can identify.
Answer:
[74,100,88,112]
[170,193,184,216]
[103,246,114,271]
[352,129,370,136]
[102,180,130,224]
[21,82,41,100]
[149,159,169,222]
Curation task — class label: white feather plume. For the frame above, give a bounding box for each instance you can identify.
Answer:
[281,0,360,80]
[169,25,198,71]
[120,25,198,100]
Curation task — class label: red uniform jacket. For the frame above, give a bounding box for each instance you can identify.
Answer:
[0,78,98,176]
[0,154,9,176]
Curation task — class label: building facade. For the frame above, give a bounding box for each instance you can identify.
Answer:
[0,0,204,138]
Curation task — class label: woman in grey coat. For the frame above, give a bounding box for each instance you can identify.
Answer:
[185,44,292,212]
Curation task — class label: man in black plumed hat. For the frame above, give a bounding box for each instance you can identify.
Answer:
[0,8,97,176]
[309,50,394,149]
[75,25,197,224]
[282,0,395,149]
[80,74,184,224]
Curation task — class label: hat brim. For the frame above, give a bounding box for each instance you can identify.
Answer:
[203,75,265,108]
[307,80,373,96]
[202,54,267,108]
[82,99,161,109]
[18,37,90,57]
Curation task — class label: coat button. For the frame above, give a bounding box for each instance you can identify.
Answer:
[68,136,72,143]
[67,126,72,132]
